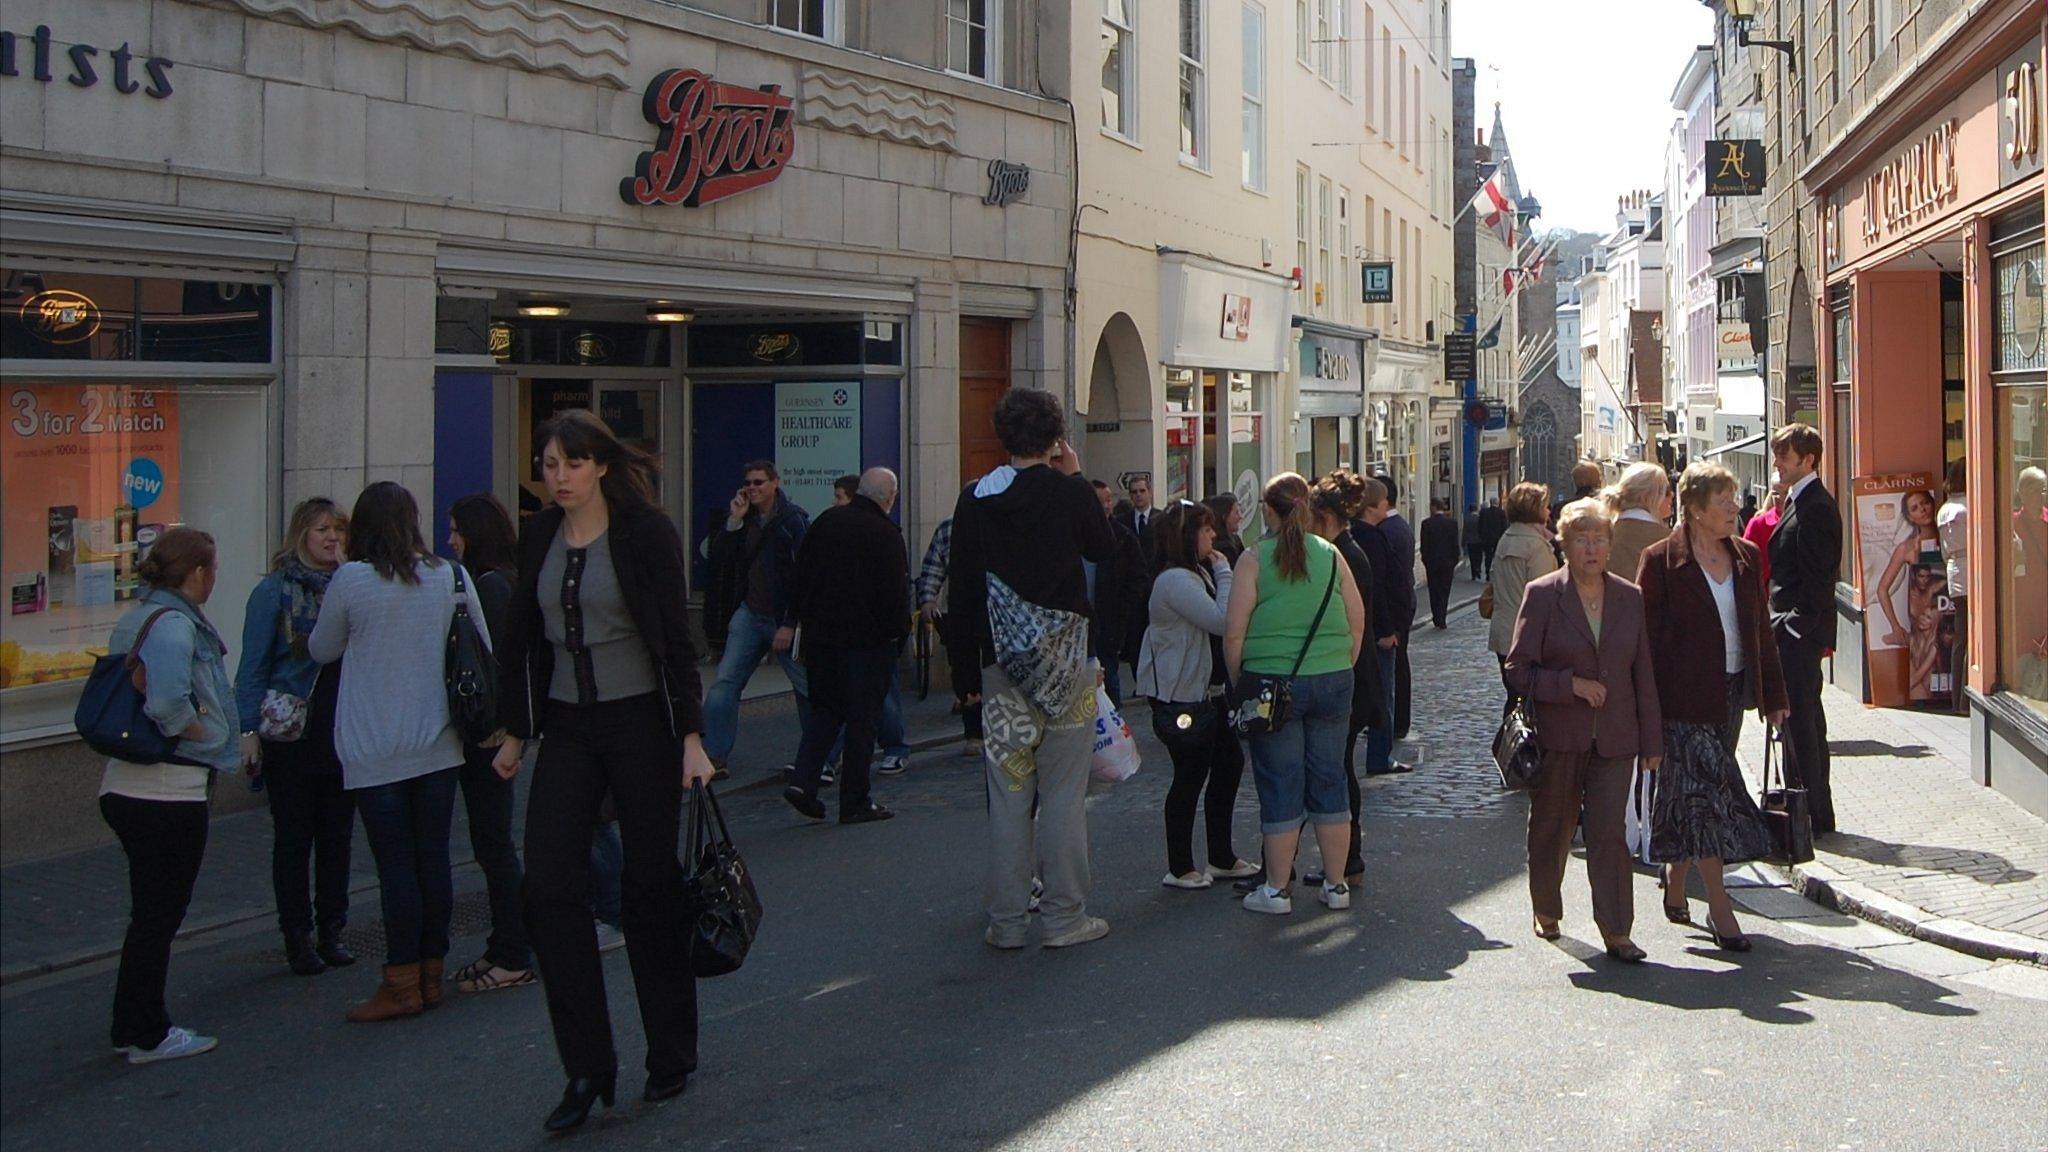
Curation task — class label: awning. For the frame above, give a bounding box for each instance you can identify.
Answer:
[1705,430,1768,457]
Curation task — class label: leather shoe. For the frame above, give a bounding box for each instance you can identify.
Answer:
[1604,940,1648,963]
[544,1073,616,1133]
[643,1071,689,1103]
[782,786,825,820]
[840,802,895,825]
[1714,933,1754,953]
[1365,761,1415,776]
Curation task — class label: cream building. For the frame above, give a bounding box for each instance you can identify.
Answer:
[1072,0,1451,523]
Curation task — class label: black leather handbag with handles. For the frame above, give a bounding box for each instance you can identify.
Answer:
[1758,726,1815,865]
[1491,699,1545,790]
[682,782,763,977]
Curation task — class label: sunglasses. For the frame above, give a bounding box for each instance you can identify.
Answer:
[743,478,772,488]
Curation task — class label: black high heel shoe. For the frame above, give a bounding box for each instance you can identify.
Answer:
[1662,897,1692,925]
[544,1072,617,1133]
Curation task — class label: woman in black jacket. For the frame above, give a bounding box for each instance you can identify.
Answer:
[1308,470,1385,885]
[491,410,714,1133]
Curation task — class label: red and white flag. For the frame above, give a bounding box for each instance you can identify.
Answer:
[1469,167,1517,246]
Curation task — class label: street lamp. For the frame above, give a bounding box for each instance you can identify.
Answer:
[1725,0,1798,73]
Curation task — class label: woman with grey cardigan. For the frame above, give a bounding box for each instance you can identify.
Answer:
[308,481,489,1023]
[1136,501,1256,889]
[1488,482,1561,718]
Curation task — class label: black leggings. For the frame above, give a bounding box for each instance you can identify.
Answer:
[1152,702,1246,877]
[101,795,209,1051]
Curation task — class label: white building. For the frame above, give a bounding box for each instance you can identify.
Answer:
[1575,192,1665,473]
[1667,46,1719,468]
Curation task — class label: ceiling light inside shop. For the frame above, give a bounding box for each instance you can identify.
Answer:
[647,304,694,323]
[517,299,572,318]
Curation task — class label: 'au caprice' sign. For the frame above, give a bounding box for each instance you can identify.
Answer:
[621,68,796,209]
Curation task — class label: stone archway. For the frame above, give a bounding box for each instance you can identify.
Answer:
[1083,312,1155,496]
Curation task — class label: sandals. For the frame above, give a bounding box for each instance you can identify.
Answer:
[1208,859,1260,880]
[453,958,537,993]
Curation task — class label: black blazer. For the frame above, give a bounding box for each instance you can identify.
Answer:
[497,503,705,742]
[1768,477,1842,650]
[1419,514,1461,569]
[787,494,909,651]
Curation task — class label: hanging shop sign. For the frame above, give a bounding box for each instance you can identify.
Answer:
[773,382,861,518]
[2000,45,2043,189]
[1704,139,1765,197]
[621,69,796,208]
[1360,262,1395,304]
[983,159,1031,207]
[1442,333,1476,380]
[0,25,173,98]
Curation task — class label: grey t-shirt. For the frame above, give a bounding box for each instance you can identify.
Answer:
[539,532,657,705]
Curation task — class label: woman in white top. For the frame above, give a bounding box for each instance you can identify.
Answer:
[1937,458,1968,714]
[98,527,240,1064]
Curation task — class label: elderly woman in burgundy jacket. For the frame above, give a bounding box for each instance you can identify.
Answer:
[1506,498,1664,963]
[1636,462,1788,953]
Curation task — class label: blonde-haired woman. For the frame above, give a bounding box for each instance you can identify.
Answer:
[1488,482,1559,717]
[234,497,358,977]
[1637,463,1784,952]
[1223,473,1367,916]
[1606,463,1671,582]
[1506,499,1663,962]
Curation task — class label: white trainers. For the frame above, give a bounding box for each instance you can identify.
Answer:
[595,921,626,953]
[1320,881,1352,910]
[1042,916,1110,948]
[1243,885,1293,915]
[127,1026,217,1065]
[1161,871,1213,890]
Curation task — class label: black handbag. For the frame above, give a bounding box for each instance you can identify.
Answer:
[682,782,762,978]
[1491,700,1545,790]
[444,564,499,746]
[1759,726,1815,865]
[1232,559,1339,737]
[73,608,211,767]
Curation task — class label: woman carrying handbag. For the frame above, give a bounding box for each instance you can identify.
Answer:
[492,409,715,1133]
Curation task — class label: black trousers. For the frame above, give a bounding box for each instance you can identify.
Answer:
[1425,564,1456,627]
[1497,653,1520,720]
[1151,701,1246,877]
[459,743,531,970]
[100,794,209,1051]
[790,640,895,813]
[1467,545,1486,581]
[1776,633,1834,832]
[941,612,984,740]
[263,737,354,936]
[525,695,697,1081]
[1393,628,1413,739]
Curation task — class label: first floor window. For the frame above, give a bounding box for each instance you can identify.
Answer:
[947,0,999,81]
[1179,0,1208,164]
[1296,167,1312,288]
[1241,3,1266,189]
[771,0,837,40]
[1102,0,1137,138]
[1317,177,1334,316]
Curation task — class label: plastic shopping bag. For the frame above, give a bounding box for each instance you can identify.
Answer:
[1623,761,1655,865]
[1090,687,1141,784]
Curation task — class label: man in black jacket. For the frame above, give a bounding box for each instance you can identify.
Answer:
[1090,481,1149,706]
[703,461,811,773]
[1419,499,1461,628]
[781,468,907,824]
[1767,424,1843,835]
[1463,504,1485,580]
[1375,473,1419,738]
[1352,477,1413,776]
[1476,497,1508,579]
[950,389,1117,950]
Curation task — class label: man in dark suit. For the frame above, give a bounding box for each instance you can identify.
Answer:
[1476,497,1508,579]
[1463,504,1485,580]
[1115,474,1159,556]
[1766,424,1843,835]
[1353,478,1414,775]
[1375,473,1419,738]
[1091,481,1149,706]
[1112,475,1159,676]
[1419,499,1461,628]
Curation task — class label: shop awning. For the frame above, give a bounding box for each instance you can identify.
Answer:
[1705,430,1768,457]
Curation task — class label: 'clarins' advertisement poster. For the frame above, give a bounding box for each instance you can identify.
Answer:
[1852,472,1950,710]
[2,385,182,689]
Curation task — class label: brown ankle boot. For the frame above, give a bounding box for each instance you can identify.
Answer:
[419,958,444,1009]
[345,964,423,1023]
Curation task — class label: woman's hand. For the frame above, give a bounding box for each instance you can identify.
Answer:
[1571,676,1608,708]
[1642,755,1663,773]
[492,736,525,780]
[239,733,262,772]
[1377,634,1399,650]
[1766,707,1790,730]
[681,734,716,788]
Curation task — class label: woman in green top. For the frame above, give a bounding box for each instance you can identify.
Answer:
[1223,473,1366,916]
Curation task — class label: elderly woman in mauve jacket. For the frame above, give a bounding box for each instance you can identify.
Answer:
[1506,498,1663,964]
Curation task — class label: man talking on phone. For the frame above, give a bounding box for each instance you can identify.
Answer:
[703,460,812,778]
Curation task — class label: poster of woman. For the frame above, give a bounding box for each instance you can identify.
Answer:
[1853,472,1944,709]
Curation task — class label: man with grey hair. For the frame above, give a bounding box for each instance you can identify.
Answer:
[779,466,908,824]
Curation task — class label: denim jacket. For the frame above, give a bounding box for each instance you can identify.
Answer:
[232,569,322,733]
[108,587,240,772]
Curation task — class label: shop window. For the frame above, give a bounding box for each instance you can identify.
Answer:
[1203,371,1263,508]
[1829,289,1855,578]
[1993,218,2047,714]
[1164,368,1198,501]
[1101,0,1138,140]
[2,269,272,363]
[946,0,1000,83]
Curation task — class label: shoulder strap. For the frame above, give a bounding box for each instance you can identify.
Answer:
[124,607,179,667]
[1289,550,1341,678]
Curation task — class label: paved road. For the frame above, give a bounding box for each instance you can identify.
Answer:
[4,605,2045,1151]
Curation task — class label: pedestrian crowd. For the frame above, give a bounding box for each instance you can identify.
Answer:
[82,386,1881,1130]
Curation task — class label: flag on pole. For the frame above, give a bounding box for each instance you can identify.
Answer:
[1469,166,1518,246]
[1477,315,1503,350]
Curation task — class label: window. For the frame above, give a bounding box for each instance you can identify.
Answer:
[1361,4,1376,128]
[1993,214,2047,715]
[1318,177,1334,316]
[1380,28,1391,140]
[1398,220,1409,334]
[1296,167,1312,287]
[1397,48,1409,159]
[770,0,838,41]
[0,265,274,743]
[1241,4,1267,191]
[1315,0,1332,80]
[1411,64,1421,168]
[1336,0,1351,96]
[1295,0,1310,65]
[1829,288,1855,576]
[1338,186,1352,316]
[1829,0,1844,104]
[1179,0,1208,164]
[1101,0,1137,139]
[1874,0,1901,52]
[947,0,999,82]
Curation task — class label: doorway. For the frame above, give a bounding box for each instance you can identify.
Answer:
[515,375,667,518]
[959,318,1011,484]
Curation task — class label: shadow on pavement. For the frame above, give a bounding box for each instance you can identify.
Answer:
[1821,831,2038,886]
[1562,935,1979,1025]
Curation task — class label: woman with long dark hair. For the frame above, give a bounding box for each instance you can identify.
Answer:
[1203,493,1247,565]
[491,409,713,1132]
[100,528,239,1064]
[234,497,357,977]
[1136,500,1254,889]
[444,493,534,993]
[309,481,489,1021]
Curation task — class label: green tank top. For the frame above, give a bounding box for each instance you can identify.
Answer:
[1242,534,1353,676]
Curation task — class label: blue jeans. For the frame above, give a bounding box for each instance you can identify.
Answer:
[352,767,460,966]
[459,744,529,969]
[1246,670,1354,834]
[1365,646,1398,772]
[703,604,812,762]
[830,671,909,764]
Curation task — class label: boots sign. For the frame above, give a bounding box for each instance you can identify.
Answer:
[622,69,796,208]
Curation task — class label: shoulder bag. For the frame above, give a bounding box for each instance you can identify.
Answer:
[1232,556,1339,738]
[1491,699,1544,790]
[75,608,210,767]
[444,564,500,745]
[1478,582,1496,620]
[683,782,763,977]
[1758,725,1815,865]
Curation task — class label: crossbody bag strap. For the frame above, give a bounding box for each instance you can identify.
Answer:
[1287,555,1341,679]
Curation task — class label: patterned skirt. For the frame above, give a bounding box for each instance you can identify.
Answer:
[1647,719,1774,866]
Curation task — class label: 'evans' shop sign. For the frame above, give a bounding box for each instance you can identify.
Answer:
[623,69,796,208]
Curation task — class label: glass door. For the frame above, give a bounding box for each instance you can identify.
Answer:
[515,376,665,519]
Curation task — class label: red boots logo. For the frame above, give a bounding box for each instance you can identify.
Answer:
[621,69,797,209]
